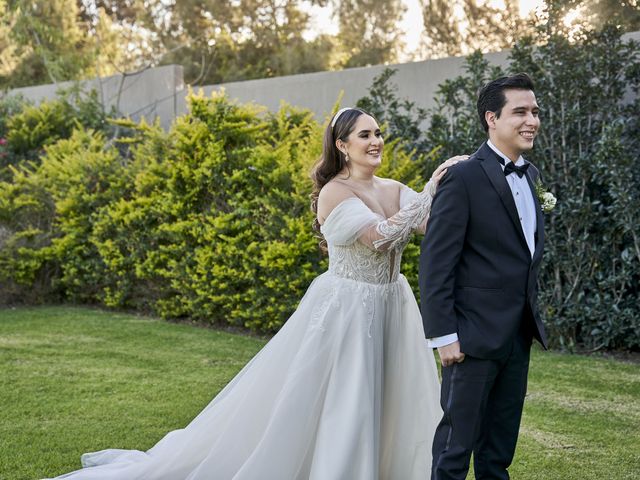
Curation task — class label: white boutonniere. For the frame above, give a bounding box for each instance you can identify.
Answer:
[534,180,557,213]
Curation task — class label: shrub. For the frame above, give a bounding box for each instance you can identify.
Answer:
[0,90,441,333]
[2,87,110,170]
[66,93,326,332]
[360,28,640,350]
[0,94,29,174]
[0,128,132,303]
[509,26,640,350]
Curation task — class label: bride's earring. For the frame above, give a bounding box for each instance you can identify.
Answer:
[345,152,350,163]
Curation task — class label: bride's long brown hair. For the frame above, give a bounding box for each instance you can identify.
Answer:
[310,108,369,250]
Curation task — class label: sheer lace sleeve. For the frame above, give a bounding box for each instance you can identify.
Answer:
[361,179,437,252]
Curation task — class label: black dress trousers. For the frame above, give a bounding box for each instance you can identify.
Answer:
[431,322,534,480]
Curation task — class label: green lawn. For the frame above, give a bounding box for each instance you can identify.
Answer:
[1,306,638,480]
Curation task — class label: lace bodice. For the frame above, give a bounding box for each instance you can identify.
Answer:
[326,235,407,284]
[320,184,435,285]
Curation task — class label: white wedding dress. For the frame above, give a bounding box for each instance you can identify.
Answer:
[47,185,442,480]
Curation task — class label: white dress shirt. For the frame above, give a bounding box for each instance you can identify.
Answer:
[488,140,537,257]
[426,140,537,349]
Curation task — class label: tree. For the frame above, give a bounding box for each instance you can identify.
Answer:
[90,0,335,84]
[333,0,406,67]
[544,0,640,34]
[75,0,166,74]
[2,0,337,88]
[0,0,129,88]
[212,0,333,81]
[589,0,640,31]
[0,1,18,80]
[419,0,640,60]
[0,0,95,87]
[419,0,533,58]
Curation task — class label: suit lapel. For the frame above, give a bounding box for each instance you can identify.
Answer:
[478,143,529,252]
[525,167,545,263]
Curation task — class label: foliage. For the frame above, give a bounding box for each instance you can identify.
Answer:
[0,128,135,303]
[0,91,439,333]
[1,0,410,89]
[509,26,640,350]
[0,87,110,173]
[356,54,503,161]
[419,0,640,60]
[94,96,319,330]
[333,0,405,67]
[0,94,29,170]
[151,0,335,84]
[360,24,640,350]
[544,0,640,34]
[0,94,28,137]
[2,0,639,90]
[419,0,534,58]
[0,0,96,88]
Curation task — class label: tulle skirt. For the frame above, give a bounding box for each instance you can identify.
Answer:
[46,273,442,480]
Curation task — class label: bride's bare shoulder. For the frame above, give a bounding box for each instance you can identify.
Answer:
[376,177,404,187]
[376,176,407,196]
[317,180,358,225]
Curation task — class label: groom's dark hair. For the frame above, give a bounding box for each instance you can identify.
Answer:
[477,73,535,132]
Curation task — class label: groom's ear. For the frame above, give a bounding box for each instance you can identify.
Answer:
[485,111,497,130]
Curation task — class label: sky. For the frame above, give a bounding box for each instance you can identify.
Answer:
[304,0,546,61]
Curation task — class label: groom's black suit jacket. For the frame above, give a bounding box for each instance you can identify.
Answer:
[419,141,548,359]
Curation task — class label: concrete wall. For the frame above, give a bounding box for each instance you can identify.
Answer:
[6,30,639,129]
[6,65,184,130]
[201,50,511,122]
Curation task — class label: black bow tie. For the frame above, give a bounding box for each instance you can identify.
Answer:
[495,154,530,178]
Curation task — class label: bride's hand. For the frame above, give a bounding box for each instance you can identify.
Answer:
[430,155,469,186]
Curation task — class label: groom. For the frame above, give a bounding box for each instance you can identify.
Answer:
[419,73,548,480]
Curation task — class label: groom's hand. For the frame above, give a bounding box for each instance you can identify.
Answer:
[437,341,465,367]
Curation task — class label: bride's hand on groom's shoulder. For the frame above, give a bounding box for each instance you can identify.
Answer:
[429,155,470,187]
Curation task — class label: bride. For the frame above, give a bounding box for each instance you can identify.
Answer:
[46,107,466,480]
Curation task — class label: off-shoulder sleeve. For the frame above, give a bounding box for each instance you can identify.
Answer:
[320,181,436,252]
[320,197,380,246]
[399,185,420,208]
[367,180,436,251]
